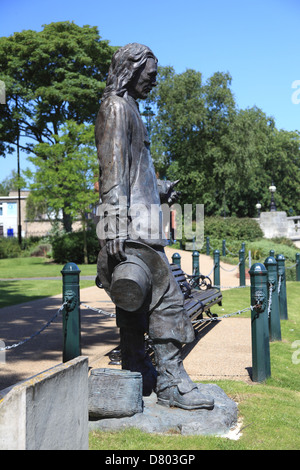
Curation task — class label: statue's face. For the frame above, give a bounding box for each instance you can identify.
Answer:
[128,58,157,100]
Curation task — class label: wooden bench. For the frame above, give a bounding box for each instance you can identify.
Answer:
[170,263,222,326]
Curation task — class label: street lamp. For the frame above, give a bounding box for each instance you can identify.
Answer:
[269,181,277,212]
[141,104,154,137]
[255,201,261,217]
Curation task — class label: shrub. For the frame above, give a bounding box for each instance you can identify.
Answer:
[51,229,100,264]
[0,237,22,259]
[204,217,263,241]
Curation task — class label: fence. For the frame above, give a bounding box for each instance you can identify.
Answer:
[0,248,296,384]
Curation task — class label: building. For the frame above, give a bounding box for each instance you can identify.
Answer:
[0,190,28,238]
[0,191,91,239]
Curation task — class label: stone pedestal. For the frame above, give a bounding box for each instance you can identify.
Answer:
[89,383,238,436]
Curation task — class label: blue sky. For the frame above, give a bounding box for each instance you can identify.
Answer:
[1,0,300,180]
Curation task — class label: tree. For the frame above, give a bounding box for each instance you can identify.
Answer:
[148,67,300,217]
[0,22,115,229]
[0,170,26,196]
[25,121,99,263]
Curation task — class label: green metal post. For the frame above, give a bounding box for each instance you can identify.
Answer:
[206,237,210,256]
[222,239,226,257]
[172,252,181,267]
[296,253,300,282]
[192,250,200,290]
[269,249,275,258]
[213,250,220,287]
[264,256,281,342]
[239,249,245,287]
[61,262,81,363]
[249,263,271,382]
[241,242,246,252]
[276,254,288,320]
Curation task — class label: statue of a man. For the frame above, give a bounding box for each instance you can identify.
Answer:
[95,43,214,410]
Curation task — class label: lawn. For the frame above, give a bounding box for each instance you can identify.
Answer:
[0,256,97,279]
[0,257,96,307]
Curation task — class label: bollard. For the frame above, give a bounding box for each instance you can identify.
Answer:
[192,250,200,290]
[222,239,226,257]
[264,256,281,342]
[296,253,300,282]
[172,252,181,267]
[206,236,210,256]
[61,262,81,363]
[213,250,220,287]
[239,249,245,287]
[249,263,271,382]
[269,249,275,258]
[241,242,245,252]
[276,254,288,320]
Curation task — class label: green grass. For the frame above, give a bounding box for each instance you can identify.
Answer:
[0,256,97,279]
[89,282,300,450]
[0,257,96,307]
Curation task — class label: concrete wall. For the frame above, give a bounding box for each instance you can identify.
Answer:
[0,356,89,450]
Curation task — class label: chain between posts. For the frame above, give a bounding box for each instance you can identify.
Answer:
[80,302,116,318]
[0,302,67,351]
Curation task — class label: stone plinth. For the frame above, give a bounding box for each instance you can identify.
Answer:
[89,383,238,436]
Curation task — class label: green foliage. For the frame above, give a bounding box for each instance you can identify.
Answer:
[0,22,115,156]
[204,217,263,241]
[51,229,99,264]
[147,67,300,217]
[25,120,99,237]
[0,237,22,258]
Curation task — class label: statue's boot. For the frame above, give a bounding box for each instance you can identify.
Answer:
[152,339,214,410]
[120,327,157,396]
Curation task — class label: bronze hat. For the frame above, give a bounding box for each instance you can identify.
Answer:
[97,240,170,312]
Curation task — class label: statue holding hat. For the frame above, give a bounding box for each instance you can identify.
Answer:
[95,43,214,410]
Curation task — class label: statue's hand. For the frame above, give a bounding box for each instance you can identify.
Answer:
[106,238,127,263]
[166,179,181,205]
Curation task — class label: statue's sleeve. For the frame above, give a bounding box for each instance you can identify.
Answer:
[96,98,131,240]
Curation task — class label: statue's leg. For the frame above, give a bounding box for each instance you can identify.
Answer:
[120,327,157,396]
[152,339,214,410]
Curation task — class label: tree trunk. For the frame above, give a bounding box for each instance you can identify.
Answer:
[62,209,72,233]
[82,217,88,264]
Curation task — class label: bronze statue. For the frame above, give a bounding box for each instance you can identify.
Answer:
[95,43,214,410]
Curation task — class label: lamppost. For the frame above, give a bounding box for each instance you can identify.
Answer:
[269,181,277,212]
[141,104,154,138]
[255,201,261,217]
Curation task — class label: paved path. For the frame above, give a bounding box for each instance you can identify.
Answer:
[0,248,252,391]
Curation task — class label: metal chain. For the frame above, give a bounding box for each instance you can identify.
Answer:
[267,283,273,319]
[278,274,282,294]
[80,303,116,318]
[0,302,67,352]
[225,247,239,257]
[286,263,297,269]
[191,306,252,325]
[220,261,240,272]
[212,284,248,289]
